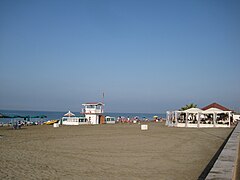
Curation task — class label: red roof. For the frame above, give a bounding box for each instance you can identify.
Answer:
[201,102,231,111]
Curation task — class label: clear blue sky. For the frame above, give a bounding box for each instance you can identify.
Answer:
[0,0,240,113]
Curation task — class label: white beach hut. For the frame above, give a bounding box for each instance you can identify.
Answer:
[61,111,88,125]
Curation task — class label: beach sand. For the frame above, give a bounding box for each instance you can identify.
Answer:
[0,122,232,180]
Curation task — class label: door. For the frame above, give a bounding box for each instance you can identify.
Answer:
[99,115,105,124]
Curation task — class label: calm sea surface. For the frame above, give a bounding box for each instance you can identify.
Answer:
[0,109,166,124]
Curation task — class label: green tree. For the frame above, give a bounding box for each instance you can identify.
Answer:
[179,103,197,111]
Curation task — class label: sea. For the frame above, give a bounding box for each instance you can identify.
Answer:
[0,109,166,124]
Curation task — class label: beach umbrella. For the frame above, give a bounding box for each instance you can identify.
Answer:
[29,115,47,119]
[64,111,75,117]
[20,115,30,121]
[0,113,9,118]
[30,116,38,118]
[40,115,47,118]
[39,114,47,119]
[0,114,19,118]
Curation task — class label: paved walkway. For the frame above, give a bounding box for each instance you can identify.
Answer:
[206,123,240,180]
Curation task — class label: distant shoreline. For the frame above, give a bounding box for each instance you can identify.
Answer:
[0,109,165,114]
[0,109,166,124]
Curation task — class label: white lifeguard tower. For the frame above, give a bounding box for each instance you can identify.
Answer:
[81,102,105,124]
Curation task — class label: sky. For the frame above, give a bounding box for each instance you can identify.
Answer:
[0,0,240,113]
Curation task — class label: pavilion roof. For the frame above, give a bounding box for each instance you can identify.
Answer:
[201,102,231,111]
[204,107,225,113]
[183,108,203,113]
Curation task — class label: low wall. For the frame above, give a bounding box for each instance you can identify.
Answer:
[203,123,240,179]
[175,123,230,128]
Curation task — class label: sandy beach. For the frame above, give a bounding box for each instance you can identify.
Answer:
[0,122,232,180]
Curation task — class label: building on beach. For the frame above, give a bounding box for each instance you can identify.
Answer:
[105,116,116,124]
[60,110,88,125]
[81,102,105,124]
[166,103,235,128]
[60,102,105,125]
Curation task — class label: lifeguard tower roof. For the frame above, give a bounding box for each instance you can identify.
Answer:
[82,102,104,106]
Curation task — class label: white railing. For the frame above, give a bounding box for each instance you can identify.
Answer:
[82,109,103,114]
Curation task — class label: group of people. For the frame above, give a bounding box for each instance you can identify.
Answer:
[9,120,44,129]
[116,116,141,123]
[116,116,162,123]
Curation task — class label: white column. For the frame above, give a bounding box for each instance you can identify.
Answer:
[197,113,200,128]
[228,112,231,127]
[169,111,174,127]
[185,113,188,127]
[174,111,178,126]
[166,111,169,126]
[213,113,216,127]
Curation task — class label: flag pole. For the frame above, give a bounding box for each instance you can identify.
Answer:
[102,92,104,113]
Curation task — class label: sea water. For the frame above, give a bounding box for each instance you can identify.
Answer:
[0,109,166,124]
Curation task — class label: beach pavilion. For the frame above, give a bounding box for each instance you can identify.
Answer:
[166,103,232,128]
